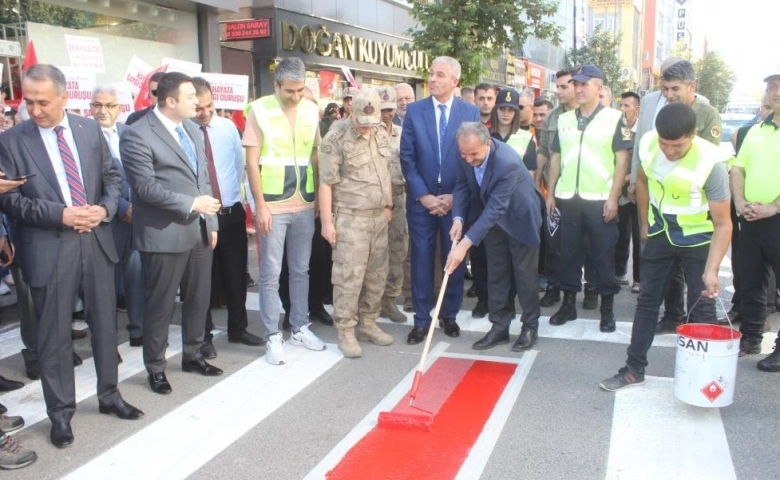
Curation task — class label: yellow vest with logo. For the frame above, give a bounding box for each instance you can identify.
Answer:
[505,130,534,158]
[639,131,729,247]
[555,107,623,200]
[250,95,317,203]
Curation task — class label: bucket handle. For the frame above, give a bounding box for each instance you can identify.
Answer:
[684,294,736,340]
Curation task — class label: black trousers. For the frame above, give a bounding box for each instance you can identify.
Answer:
[615,201,641,282]
[469,242,488,300]
[31,230,120,422]
[557,196,620,295]
[738,215,780,344]
[626,235,715,373]
[205,203,248,338]
[142,225,212,374]
[542,213,562,288]
[279,217,332,313]
[483,227,540,330]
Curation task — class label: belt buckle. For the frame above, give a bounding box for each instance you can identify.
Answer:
[218,206,231,215]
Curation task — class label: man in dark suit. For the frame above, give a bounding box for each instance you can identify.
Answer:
[446,122,543,350]
[90,85,144,346]
[0,64,143,448]
[125,71,164,126]
[120,72,223,396]
[400,56,480,345]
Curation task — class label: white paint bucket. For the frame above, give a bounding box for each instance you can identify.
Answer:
[674,323,741,407]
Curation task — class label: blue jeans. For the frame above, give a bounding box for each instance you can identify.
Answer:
[258,209,315,339]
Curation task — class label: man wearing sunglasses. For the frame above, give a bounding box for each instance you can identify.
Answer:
[126,71,165,126]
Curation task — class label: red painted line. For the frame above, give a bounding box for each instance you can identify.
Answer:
[326,358,517,480]
[390,357,474,420]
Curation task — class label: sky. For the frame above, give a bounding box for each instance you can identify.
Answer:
[694,0,779,99]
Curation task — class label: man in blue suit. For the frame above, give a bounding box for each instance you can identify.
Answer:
[400,56,480,344]
[446,122,543,351]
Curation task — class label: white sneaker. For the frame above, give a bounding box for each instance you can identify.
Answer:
[0,283,10,296]
[290,324,326,351]
[2,274,14,286]
[265,332,286,365]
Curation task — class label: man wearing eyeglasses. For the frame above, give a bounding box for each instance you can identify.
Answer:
[125,71,165,126]
[90,86,144,348]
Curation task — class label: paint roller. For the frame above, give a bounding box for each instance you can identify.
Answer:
[376,241,457,432]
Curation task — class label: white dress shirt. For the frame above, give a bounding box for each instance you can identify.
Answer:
[38,113,86,207]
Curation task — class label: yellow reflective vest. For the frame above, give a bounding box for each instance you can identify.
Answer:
[505,129,534,158]
[249,95,318,203]
[555,107,623,200]
[639,131,730,247]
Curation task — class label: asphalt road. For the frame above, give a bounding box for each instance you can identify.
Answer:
[0,240,778,480]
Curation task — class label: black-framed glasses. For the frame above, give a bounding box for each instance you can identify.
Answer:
[89,102,119,110]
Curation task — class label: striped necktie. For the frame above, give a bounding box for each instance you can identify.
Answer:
[176,125,198,173]
[54,125,87,206]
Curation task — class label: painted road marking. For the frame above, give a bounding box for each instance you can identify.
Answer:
[0,325,23,361]
[306,345,537,480]
[62,344,343,480]
[606,376,736,480]
[0,326,220,431]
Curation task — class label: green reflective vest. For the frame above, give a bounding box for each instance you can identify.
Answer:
[250,95,317,203]
[555,107,623,200]
[639,131,729,247]
[505,129,534,158]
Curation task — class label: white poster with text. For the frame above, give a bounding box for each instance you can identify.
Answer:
[64,35,105,73]
[200,72,249,110]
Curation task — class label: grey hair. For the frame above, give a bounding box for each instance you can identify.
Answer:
[24,64,67,95]
[518,90,535,102]
[662,60,695,83]
[660,56,684,75]
[395,82,413,94]
[274,57,306,84]
[92,84,119,99]
[432,56,462,80]
[456,121,491,144]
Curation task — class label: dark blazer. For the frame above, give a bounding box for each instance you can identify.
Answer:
[453,139,543,248]
[125,106,152,126]
[0,114,121,287]
[400,96,480,214]
[113,123,131,217]
[120,108,218,254]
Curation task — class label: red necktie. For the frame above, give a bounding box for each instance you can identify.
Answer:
[54,125,87,206]
[201,125,222,203]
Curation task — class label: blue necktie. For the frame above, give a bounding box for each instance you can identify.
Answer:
[438,104,448,161]
[176,125,198,173]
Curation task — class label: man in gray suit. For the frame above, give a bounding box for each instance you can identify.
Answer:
[120,72,223,396]
[90,85,144,346]
[0,64,143,448]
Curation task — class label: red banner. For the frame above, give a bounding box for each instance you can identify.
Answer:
[526,61,546,90]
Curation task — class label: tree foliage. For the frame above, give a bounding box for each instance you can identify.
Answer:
[565,25,627,94]
[406,0,562,86]
[668,40,692,61]
[694,51,735,112]
[0,0,95,30]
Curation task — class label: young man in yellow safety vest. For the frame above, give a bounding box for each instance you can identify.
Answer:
[600,103,732,391]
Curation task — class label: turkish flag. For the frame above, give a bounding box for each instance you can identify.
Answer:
[22,40,37,72]
[133,64,168,112]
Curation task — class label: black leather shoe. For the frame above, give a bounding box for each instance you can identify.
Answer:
[73,352,83,366]
[539,286,561,307]
[148,372,172,395]
[228,330,265,346]
[439,318,460,337]
[99,399,144,420]
[200,335,217,359]
[309,308,334,326]
[600,314,617,333]
[466,284,478,298]
[582,285,599,310]
[182,358,223,376]
[406,326,427,345]
[129,336,143,347]
[472,326,509,350]
[0,375,24,392]
[512,328,538,351]
[471,299,488,319]
[757,349,780,372]
[50,420,74,448]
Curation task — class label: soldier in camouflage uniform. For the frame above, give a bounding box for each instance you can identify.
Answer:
[376,86,409,323]
[319,89,395,358]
